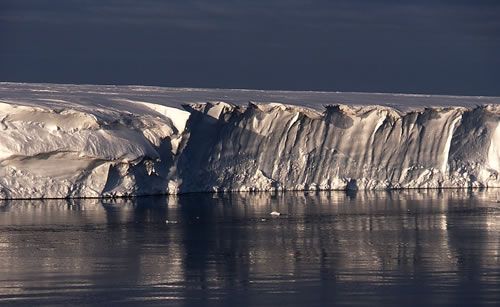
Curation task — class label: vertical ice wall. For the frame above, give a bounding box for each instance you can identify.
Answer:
[0,94,498,199]
[176,103,499,192]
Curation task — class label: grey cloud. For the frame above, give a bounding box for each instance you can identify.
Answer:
[0,0,499,95]
[1,0,499,38]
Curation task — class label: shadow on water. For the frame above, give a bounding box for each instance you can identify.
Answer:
[0,190,498,306]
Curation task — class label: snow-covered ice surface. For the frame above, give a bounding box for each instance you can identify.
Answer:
[0,82,499,199]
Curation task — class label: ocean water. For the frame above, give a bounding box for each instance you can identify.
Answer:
[0,190,498,306]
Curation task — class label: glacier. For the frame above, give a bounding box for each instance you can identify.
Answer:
[0,82,498,199]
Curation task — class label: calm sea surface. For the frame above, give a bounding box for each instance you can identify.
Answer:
[0,190,498,306]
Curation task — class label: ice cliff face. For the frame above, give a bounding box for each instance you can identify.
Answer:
[180,102,499,192]
[0,99,187,198]
[0,83,498,198]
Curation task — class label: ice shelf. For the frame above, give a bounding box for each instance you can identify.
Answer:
[0,83,498,198]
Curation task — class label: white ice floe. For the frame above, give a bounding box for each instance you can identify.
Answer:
[0,82,498,199]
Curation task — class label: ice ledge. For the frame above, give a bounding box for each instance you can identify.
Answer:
[0,83,499,199]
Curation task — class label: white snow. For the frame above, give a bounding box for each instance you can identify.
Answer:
[0,82,498,199]
[488,122,500,170]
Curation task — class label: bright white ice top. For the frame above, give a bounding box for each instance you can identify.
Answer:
[1,82,498,112]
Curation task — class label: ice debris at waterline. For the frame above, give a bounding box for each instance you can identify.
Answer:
[0,83,499,199]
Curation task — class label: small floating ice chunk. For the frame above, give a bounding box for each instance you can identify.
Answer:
[165,220,178,224]
[270,211,281,216]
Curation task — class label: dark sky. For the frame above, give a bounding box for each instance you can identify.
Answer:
[1,0,499,95]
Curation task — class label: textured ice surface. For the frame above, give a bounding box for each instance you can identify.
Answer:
[0,83,499,198]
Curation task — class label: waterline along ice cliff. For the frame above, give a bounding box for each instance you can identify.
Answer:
[0,83,499,199]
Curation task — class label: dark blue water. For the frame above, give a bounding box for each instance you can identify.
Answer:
[0,190,498,306]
